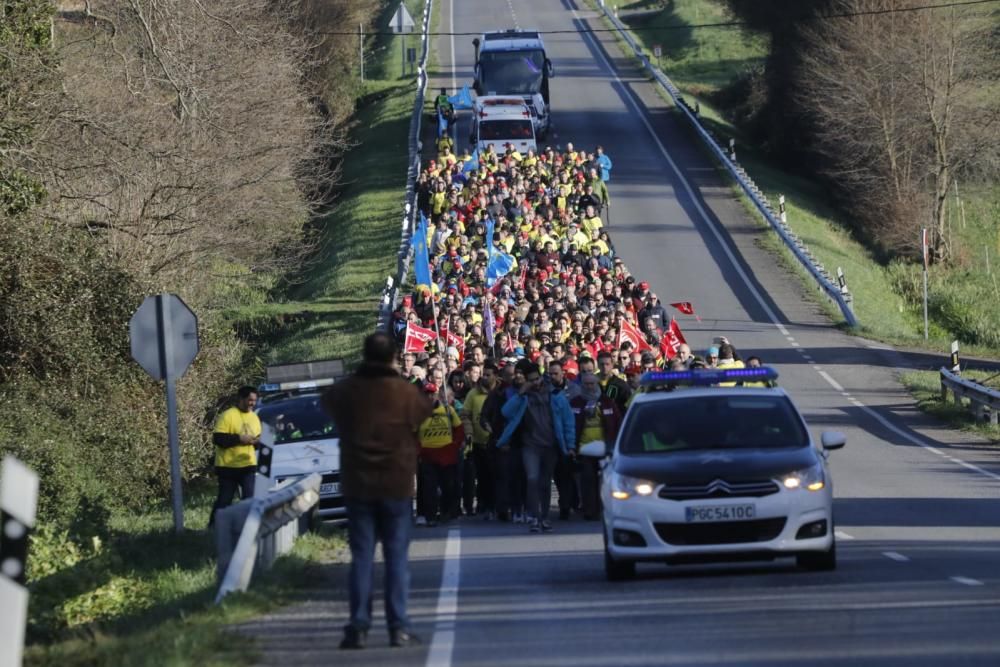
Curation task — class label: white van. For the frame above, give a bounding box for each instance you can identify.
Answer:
[470,96,537,156]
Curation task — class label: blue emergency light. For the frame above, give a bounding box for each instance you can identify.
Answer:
[639,367,779,387]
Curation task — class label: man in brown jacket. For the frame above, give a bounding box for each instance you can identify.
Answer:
[323,331,433,650]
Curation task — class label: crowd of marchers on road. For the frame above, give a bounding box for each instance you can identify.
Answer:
[389,140,771,534]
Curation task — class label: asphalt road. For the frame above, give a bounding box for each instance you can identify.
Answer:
[239,1,1000,664]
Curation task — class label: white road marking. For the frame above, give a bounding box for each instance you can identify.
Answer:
[506,0,519,28]
[817,370,844,392]
[883,551,910,562]
[576,4,1000,487]
[426,528,462,667]
[950,576,984,587]
[835,530,855,540]
[449,0,456,93]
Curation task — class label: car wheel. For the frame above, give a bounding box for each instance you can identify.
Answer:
[603,530,636,581]
[797,540,836,571]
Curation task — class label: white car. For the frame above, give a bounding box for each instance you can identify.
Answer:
[256,361,346,523]
[582,368,845,580]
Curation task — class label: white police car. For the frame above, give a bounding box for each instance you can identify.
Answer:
[256,361,345,522]
[581,367,845,580]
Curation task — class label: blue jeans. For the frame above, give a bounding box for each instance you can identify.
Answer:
[345,497,412,632]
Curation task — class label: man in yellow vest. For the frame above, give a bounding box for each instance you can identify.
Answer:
[210,386,262,526]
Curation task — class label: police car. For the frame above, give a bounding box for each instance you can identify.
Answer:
[581,367,845,580]
[256,360,345,522]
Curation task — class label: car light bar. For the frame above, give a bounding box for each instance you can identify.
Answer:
[258,378,335,394]
[639,367,779,387]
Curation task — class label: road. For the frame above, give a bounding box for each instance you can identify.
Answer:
[239,0,1000,664]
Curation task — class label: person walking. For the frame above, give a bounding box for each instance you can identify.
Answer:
[417,383,464,526]
[322,331,433,650]
[461,360,498,519]
[570,373,622,520]
[498,362,575,533]
[210,386,261,527]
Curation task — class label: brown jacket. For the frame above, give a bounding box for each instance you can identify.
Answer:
[322,363,433,500]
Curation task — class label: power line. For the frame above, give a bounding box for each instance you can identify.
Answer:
[313,0,999,36]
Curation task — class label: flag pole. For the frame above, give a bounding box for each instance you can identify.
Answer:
[428,289,452,406]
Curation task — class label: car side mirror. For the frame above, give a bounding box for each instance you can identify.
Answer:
[579,440,607,458]
[820,431,846,451]
[545,59,554,77]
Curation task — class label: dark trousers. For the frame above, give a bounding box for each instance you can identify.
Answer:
[493,446,525,517]
[345,497,412,632]
[555,456,580,513]
[473,445,495,514]
[418,461,457,521]
[579,458,601,519]
[210,465,256,526]
[522,445,559,522]
[460,451,477,514]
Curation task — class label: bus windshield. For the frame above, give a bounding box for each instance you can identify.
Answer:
[478,49,545,95]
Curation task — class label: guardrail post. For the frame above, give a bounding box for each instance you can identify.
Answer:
[0,457,39,667]
[729,138,736,162]
[950,340,960,373]
[836,267,853,305]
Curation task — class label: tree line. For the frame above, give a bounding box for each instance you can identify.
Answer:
[721,0,998,264]
[0,0,380,540]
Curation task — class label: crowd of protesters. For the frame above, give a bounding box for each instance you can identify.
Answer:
[389,141,755,532]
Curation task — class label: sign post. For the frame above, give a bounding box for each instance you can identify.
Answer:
[130,293,200,533]
[922,228,929,340]
[388,2,415,77]
[653,44,662,69]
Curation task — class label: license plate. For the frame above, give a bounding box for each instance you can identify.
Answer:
[685,503,755,523]
[319,482,340,496]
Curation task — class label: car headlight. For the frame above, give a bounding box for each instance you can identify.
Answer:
[781,463,825,491]
[611,472,656,500]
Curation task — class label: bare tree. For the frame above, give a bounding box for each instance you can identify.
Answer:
[797,0,999,262]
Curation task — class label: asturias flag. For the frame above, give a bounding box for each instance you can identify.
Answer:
[414,212,432,287]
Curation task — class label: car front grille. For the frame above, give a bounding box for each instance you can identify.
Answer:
[658,479,779,501]
[321,472,340,485]
[654,518,787,546]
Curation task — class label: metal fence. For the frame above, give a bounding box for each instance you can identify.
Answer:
[378,0,435,331]
[940,368,1000,426]
[596,3,858,328]
[214,472,321,603]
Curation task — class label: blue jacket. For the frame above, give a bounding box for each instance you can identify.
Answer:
[597,154,613,182]
[497,389,575,454]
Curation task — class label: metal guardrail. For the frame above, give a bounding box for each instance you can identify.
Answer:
[596,3,859,328]
[214,472,321,603]
[940,367,1000,426]
[378,0,434,331]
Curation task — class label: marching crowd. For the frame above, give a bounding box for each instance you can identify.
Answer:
[389,139,757,533]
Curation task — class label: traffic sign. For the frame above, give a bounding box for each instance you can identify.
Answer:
[389,3,415,34]
[130,293,199,381]
[129,293,200,533]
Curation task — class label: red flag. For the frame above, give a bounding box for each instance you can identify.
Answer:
[617,319,652,352]
[660,319,686,358]
[404,321,438,353]
[445,328,465,351]
[670,301,701,321]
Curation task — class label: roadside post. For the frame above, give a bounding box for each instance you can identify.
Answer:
[922,228,930,340]
[950,340,960,374]
[653,44,662,70]
[129,293,200,533]
[0,456,39,667]
[389,2,416,77]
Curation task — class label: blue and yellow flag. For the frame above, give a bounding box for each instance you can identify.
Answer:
[414,212,432,287]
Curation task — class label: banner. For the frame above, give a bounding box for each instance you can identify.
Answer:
[404,321,437,353]
[617,318,651,352]
[414,212,432,287]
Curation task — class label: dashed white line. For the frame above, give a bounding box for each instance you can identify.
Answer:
[950,576,984,587]
[506,0,519,28]
[883,551,910,562]
[449,0,456,93]
[817,370,844,392]
[426,528,462,667]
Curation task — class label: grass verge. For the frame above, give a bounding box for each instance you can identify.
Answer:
[25,485,346,666]
[900,370,1000,444]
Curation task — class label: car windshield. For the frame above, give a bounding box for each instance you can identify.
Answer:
[619,395,808,454]
[257,394,338,445]
[479,119,533,141]
[479,49,545,94]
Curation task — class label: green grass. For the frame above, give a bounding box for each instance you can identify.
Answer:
[25,484,347,666]
[900,370,1000,444]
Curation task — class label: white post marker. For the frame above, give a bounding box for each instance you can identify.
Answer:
[922,228,930,340]
[0,456,39,667]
